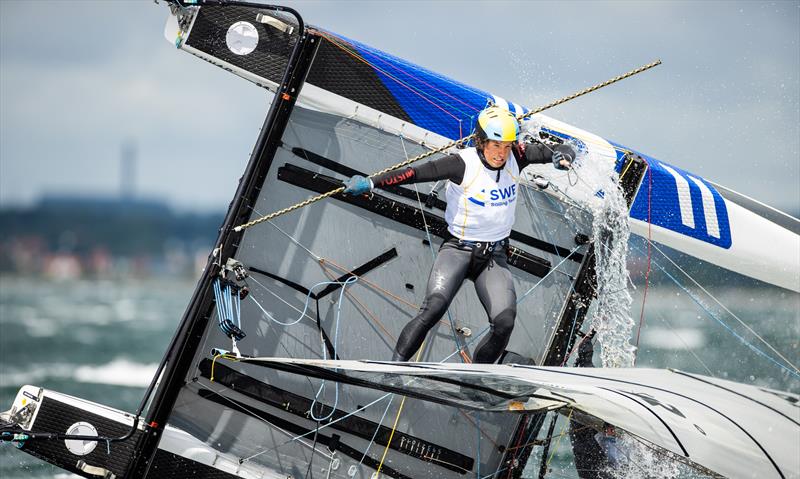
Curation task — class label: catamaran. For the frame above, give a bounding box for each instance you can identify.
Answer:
[2,2,798,478]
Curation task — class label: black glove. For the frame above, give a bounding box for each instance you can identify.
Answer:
[552,144,576,170]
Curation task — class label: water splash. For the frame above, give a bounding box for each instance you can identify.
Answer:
[590,178,637,368]
[604,432,685,479]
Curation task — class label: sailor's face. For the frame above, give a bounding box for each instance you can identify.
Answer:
[483,140,512,168]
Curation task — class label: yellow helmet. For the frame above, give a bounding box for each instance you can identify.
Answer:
[476,106,519,142]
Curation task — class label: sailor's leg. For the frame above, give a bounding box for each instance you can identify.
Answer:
[472,251,516,364]
[392,242,470,361]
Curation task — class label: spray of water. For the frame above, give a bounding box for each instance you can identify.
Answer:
[590,178,637,368]
[518,119,637,365]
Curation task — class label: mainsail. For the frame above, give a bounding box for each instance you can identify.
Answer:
[164,2,799,293]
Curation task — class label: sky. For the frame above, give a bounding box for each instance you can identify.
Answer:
[1,0,798,213]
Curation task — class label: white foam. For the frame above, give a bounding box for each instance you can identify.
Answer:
[73,359,158,387]
[1,359,157,389]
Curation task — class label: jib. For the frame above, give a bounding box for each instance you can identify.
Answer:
[490,184,516,201]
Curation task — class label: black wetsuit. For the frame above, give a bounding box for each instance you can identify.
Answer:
[372,143,572,363]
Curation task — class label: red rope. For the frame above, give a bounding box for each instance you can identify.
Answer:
[634,162,653,356]
[505,415,529,479]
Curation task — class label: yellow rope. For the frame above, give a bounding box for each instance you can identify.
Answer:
[233,60,661,232]
[545,409,573,470]
[375,344,429,476]
[210,353,240,382]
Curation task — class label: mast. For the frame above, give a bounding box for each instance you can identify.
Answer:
[124,4,319,476]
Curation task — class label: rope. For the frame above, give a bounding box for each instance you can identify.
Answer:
[634,161,653,354]
[375,342,428,476]
[648,241,800,375]
[631,241,800,379]
[544,409,573,470]
[233,60,661,232]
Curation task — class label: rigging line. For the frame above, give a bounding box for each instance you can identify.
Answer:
[310,275,358,422]
[321,30,485,111]
[349,40,483,116]
[560,311,586,367]
[377,340,429,475]
[655,310,715,377]
[317,248,456,336]
[248,277,351,327]
[503,414,529,479]
[651,242,800,372]
[401,133,469,363]
[476,412,481,479]
[265,218,322,261]
[317,33,466,121]
[500,408,548,479]
[630,242,800,380]
[647,240,800,375]
[517,244,583,305]
[254,206,421,314]
[358,394,395,468]
[256,207,419,315]
[545,409,573,470]
[317,32,475,120]
[634,162,653,355]
[321,258,419,310]
[505,423,597,453]
[248,276,312,318]
[519,180,565,262]
[197,383,332,461]
[234,59,661,233]
[319,263,397,341]
[377,394,408,475]
[304,423,320,479]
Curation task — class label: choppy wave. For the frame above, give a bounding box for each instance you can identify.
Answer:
[1,358,157,388]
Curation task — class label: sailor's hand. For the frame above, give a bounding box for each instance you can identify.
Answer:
[552,145,576,170]
[343,175,374,195]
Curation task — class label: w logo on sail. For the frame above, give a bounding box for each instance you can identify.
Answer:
[630,159,732,249]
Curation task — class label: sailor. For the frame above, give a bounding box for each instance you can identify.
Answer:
[343,106,575,363]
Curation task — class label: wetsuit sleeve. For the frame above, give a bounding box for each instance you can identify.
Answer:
[371,154,466,188]
[518,143,576,170]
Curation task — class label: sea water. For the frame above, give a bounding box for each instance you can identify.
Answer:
[1,271,798,477]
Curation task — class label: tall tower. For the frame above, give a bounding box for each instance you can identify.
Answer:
[121,139,137,200]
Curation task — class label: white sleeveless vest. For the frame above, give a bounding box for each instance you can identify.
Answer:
[445,147,519,241]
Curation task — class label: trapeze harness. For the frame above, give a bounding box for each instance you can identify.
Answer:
[373,145,540,363]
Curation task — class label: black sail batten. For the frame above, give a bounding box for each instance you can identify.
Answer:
[277,163,560,279]
[197,359,475,474]
[124,6,317,477]
[499,153,649,479]
[289,146,584,262]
